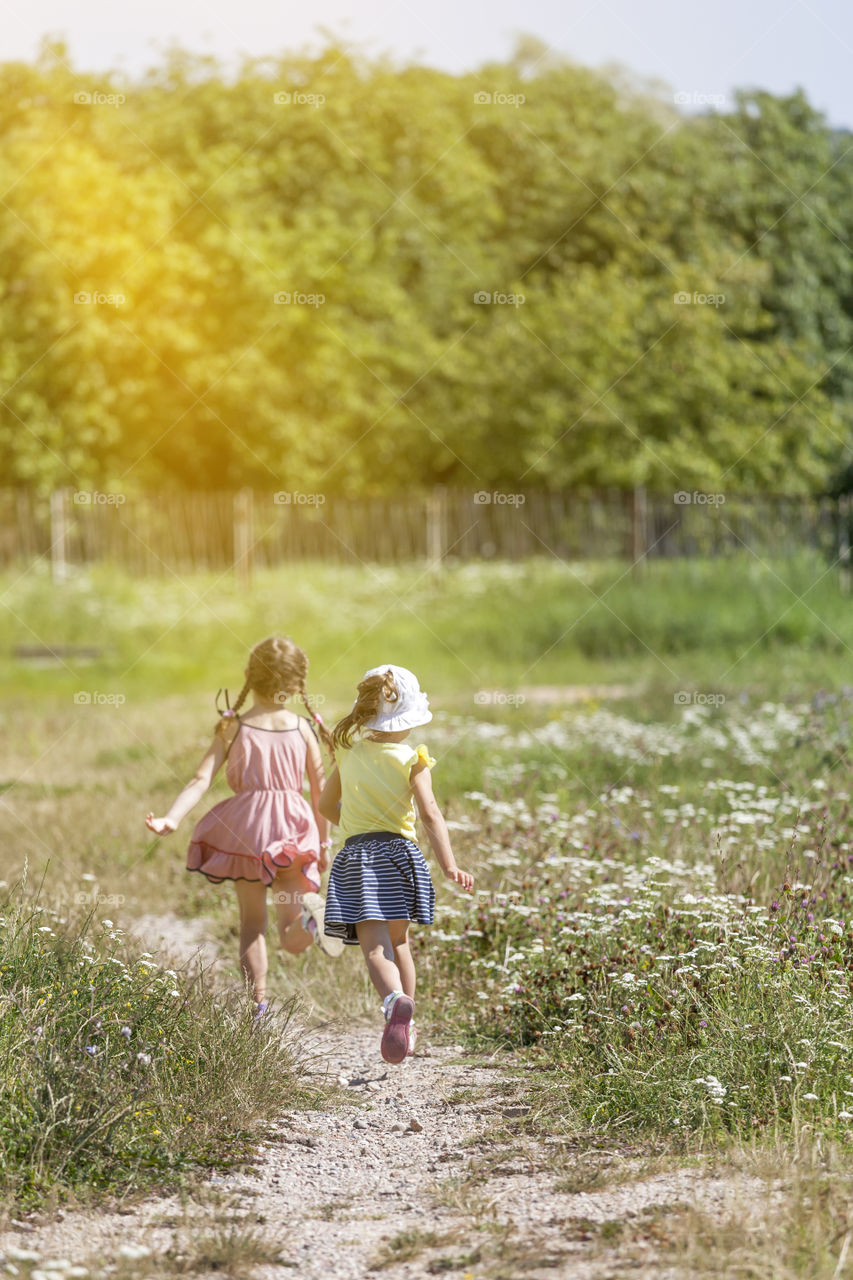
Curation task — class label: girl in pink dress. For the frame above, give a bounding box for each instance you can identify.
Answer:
[145,636,342,1016]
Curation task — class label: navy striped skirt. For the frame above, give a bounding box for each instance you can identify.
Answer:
[324,830,436,945]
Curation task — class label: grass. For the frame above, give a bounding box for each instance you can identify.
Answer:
[161,1203,289,1275]
[624,1135,853,1278]
[418,1130,853,1278]
[424,853,853,1137]
[0,879,322,1209]
[369,1228,448,1270]
[6,554,853,1241]
[2,551,853,708]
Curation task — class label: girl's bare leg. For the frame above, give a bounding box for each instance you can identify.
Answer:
[389,923,415,998]
[271,865,314,955]
[356,919,410,1000]
[234,879,269,1002]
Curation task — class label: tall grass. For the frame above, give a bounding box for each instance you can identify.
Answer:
[413,692,853,1144]
[0,878,322,1208]
[0,553,849,704]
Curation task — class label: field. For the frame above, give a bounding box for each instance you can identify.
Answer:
[3,554,853,1273]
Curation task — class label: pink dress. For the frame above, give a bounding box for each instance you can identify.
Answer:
[186,721,321,891]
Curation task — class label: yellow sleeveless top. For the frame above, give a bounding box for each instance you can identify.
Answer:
[337,739,435,842]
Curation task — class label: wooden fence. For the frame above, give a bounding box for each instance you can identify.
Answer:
[1,487,850,582]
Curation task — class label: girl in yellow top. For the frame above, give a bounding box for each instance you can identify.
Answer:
[319,664,474,1064]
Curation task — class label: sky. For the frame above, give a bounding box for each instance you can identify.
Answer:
[4,0,852,128]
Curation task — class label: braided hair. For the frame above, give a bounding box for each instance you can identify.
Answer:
[215,635,334,753]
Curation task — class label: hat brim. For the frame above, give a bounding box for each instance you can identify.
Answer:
[363,707,433,732]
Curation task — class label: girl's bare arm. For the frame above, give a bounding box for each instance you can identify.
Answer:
[145,730,230,834]
[411,764,474,891]
[318,767,342,824]
[300,720,331,867]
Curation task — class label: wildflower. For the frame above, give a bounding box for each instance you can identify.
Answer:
[84,1046,97,1056]
[137,1052,151,1066]
[120,1026,132,1039]
[695,1075,727,1102]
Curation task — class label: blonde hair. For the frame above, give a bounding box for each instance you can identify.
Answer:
[216,635,333,752]
[332,669,398,750]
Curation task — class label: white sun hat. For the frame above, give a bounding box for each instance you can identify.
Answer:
[360,663,433,731]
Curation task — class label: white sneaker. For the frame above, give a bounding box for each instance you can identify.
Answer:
[300,892,344,958]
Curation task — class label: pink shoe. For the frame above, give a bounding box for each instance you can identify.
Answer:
[406,1022,418,1056]
[381,993,414,1065]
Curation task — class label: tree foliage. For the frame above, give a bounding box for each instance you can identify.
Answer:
[0,36,850,494]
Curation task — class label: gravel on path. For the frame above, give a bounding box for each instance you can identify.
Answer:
[0,1021,769,1280]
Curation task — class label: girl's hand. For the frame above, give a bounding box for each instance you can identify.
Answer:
[444,865,474,892]
[145,813,177,835]
[318,846,330,873]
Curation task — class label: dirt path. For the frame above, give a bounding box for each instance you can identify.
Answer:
[0,918,766,1279]
[0,1020,763,1280]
